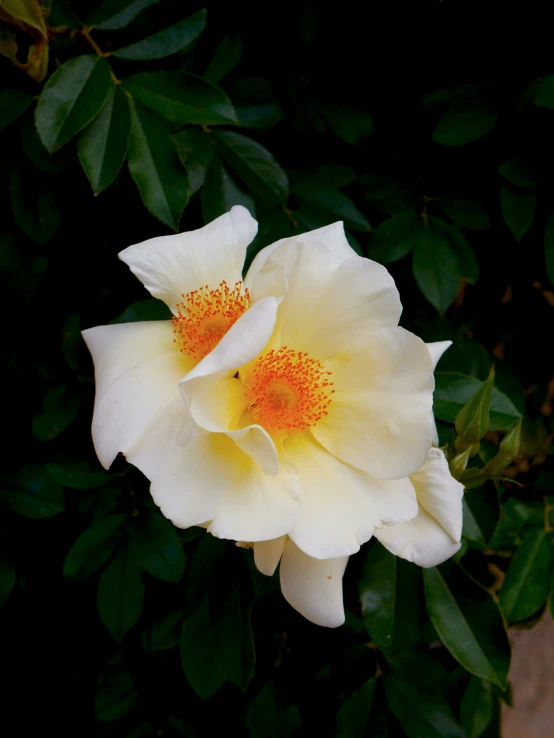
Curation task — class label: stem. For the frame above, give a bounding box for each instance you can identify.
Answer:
[81,27,105,57]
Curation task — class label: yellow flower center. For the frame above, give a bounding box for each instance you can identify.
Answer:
[246,347,334,432]
[172,281,250,362]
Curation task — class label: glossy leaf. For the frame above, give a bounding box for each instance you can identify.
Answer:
[293,181,371,231]
[77,85,131,194]
[358,543,423,656]
[423,561,511,689]
[385,675,464,738]
[10,466,65,519]
[455,367,494,444]
[97,542,145,642]
[413,219,462,314]
[324,106,373,145]
[20,116,65,173]
[499,530,553,623]
[131,512,186,583]
[0,88,33,130]
[63,514,128,581]
[214,130,289,203]
[434,373,521,430]
[90,0,160,30]
[368,212,421,263]
[460,677,495,738]
[500,185,536,242]
[125,71,237,125]
[47,461,112,489]
[440,199,491,230]
[336,678,376,738]
[35,56,112,153]
[433,109,498,146]
[127,99,189,230]
[173,127,215,195]
[0,560,16,609]
[498,157,539,189]
[201,156,255,224]
[204,32,242,83]
[180,599,227,700]
[112,8,206,60]
[463,485,501,545]
[432,217,479,283]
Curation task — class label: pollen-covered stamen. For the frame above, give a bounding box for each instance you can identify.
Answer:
[246,347,334,432]
[172,281,250,362]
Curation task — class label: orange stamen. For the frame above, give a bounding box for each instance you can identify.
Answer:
[172,281,250,362]
[246,347,334,432]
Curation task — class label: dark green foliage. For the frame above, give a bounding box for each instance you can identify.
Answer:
[2,3,553,737]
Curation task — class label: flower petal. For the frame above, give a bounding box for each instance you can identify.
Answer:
[312,327,435,479]
[245,220,355,290]
[254,537,286,576]
[82,321,180,394]
[374,447,464,567]
[427,340,452,370]
[119,206,257,313]
[284,433,418,559]
[150,433,301,541]
[279,539,348,628]
[90,352,194,477]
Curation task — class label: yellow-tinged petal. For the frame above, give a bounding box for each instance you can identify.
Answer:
[150,434,301,541]
[284,433,418,559]
[280,539,348,628]
[312,327,434,480]
[119,206,257,314]
[374,447,464,567]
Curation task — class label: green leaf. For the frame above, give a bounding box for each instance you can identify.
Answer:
[544,210,554,285]
[10,163,62,244]
[94,671,138,722]
[77,85,130,194]
[500,185,536,242]
[423,561,511,689]
[112,8,206,60]
[0,560,16,609]
[201,156,255,224]
[0,89,33,131]
[63,514,128,581]
[20,115,66,173]
[368,212,420,263]
[246,683,301,738]
[385,676,464,738]
[432,109,498,146]
[499,530,553,623]
[204,32,242,84]
[97,542,145,641]
[455,367,494,444]
[463,485,501,545]
[131,512,186,583]
[125,71,237,126]
[434,373,521,430]
[180,600,227,700]
[336,678,376,738]
[235,103,285,129]
[46,461,112,489]
[498,157,539,189]
[214,130,289,203]
[412,219,462,314]
[534,75,554,108]
[292,181,370,232]
[358,543,423,657]
[323,105,373,146]
[90,0,160,30]
[32,385,80,441]
[2,0,47,37]
[10,465,65,518]
[460,677,496,738]
[432,217,479,283]
[440,200,491,230]
[173,127,215,195]
[110,297,171,324]
[144,609,186,652]
[127,99,189,230]
[35,55,112,153]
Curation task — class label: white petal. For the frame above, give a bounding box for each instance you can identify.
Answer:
[150,433,301,541]
[254,537,286,576]
[82,321,179,395]
[312,327,435,480]
[90,352,194,477]
[245,220,355,290]
[427,340,452,370]
[279,539,348,628]
[374,447,464,567]
[284,433,418,559]
[119,206,257,313]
